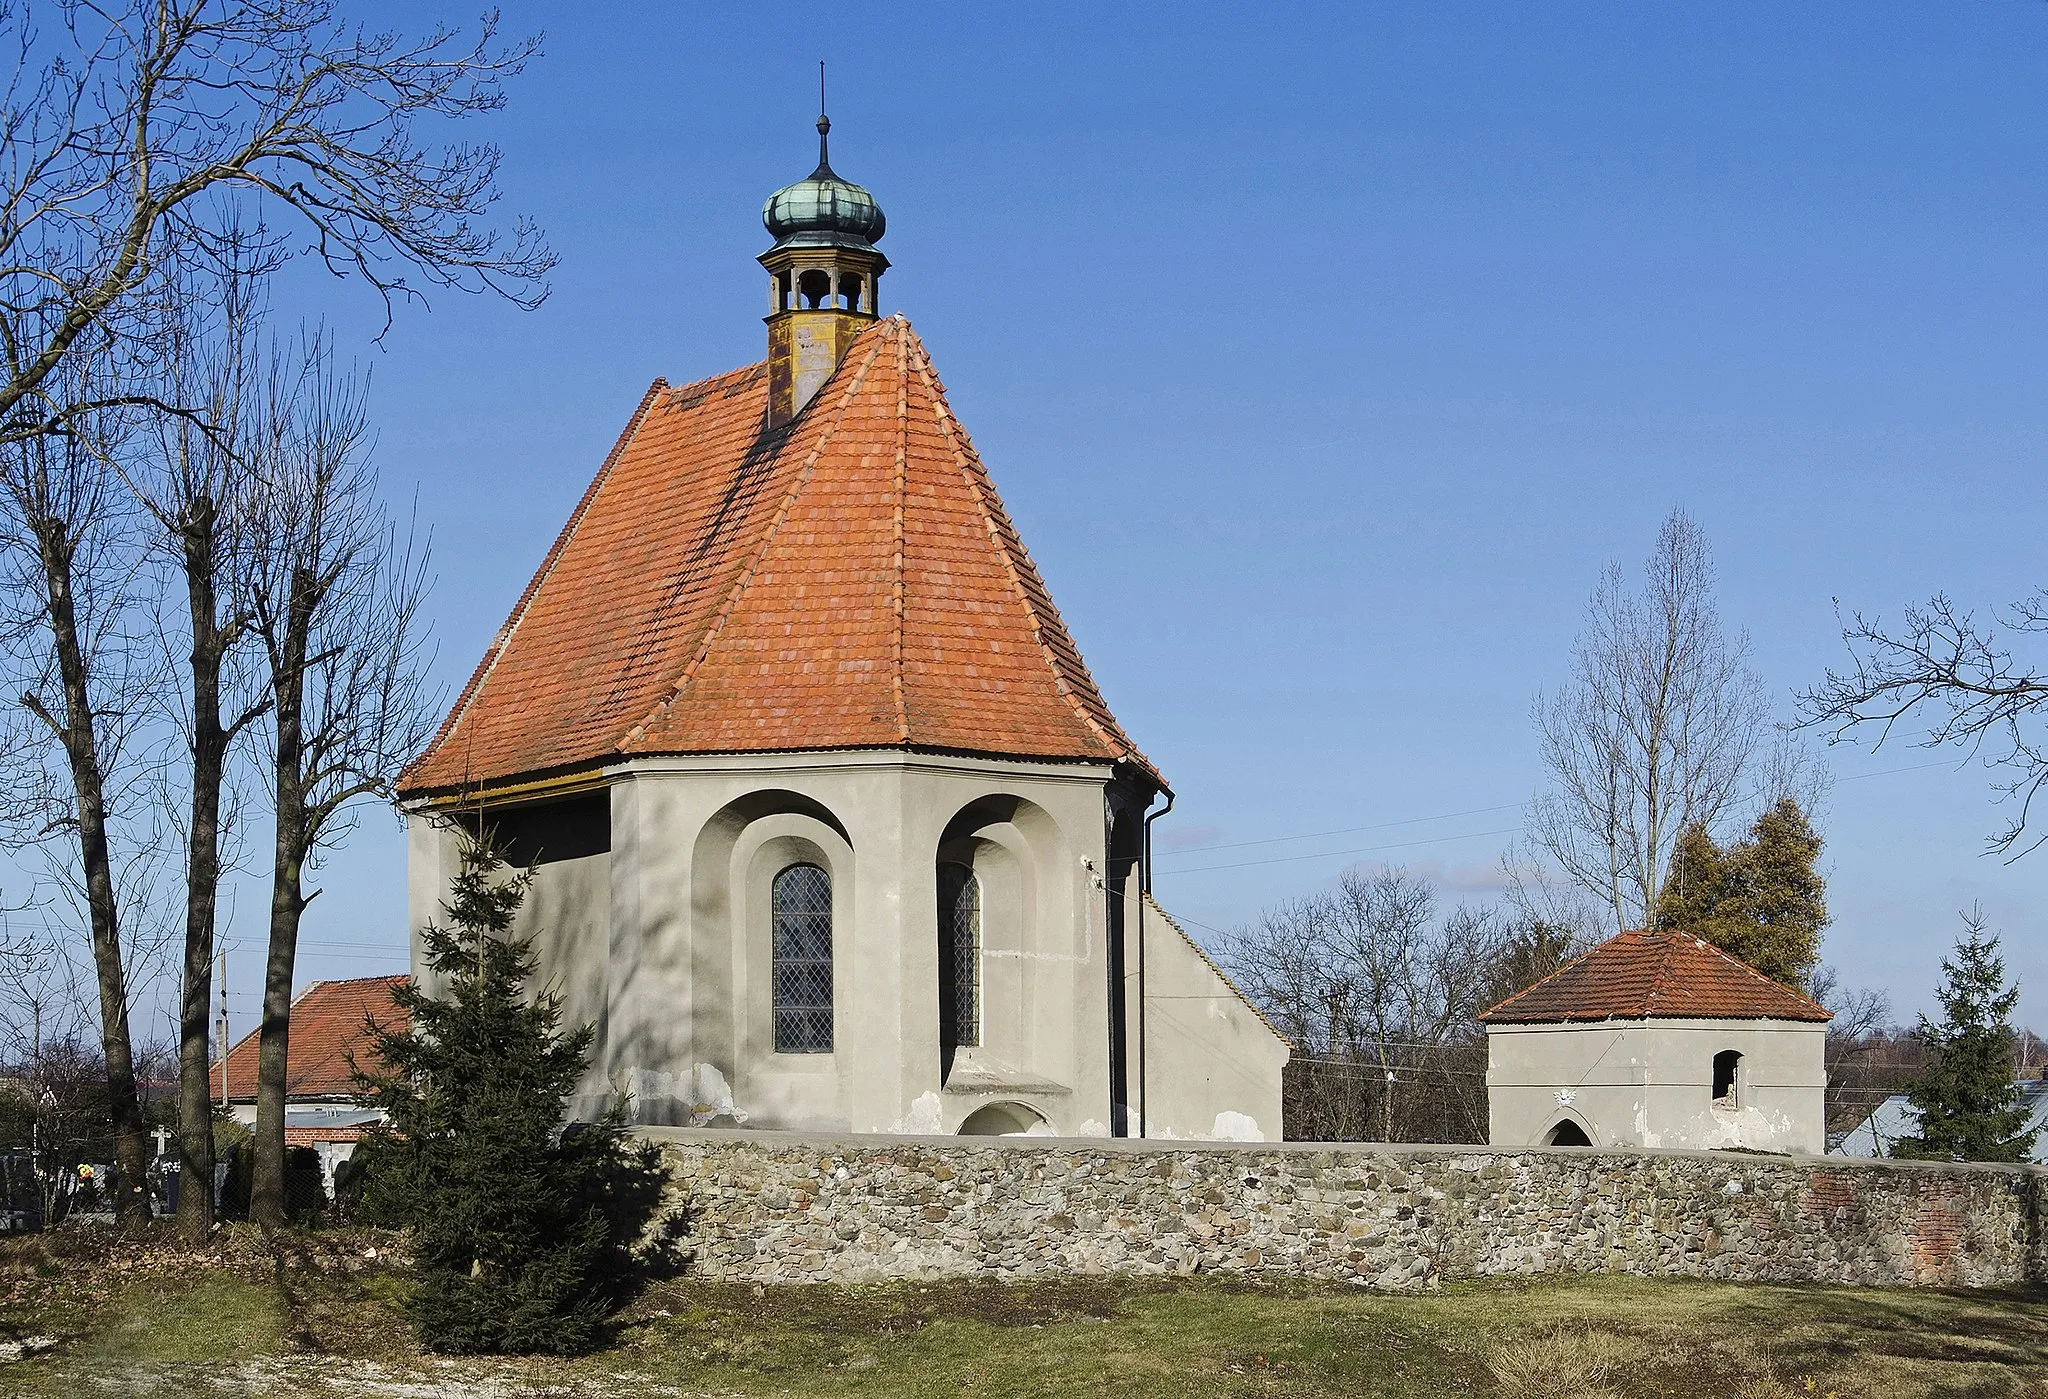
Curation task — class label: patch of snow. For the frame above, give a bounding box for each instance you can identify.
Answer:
[1077,1119,1110,1137]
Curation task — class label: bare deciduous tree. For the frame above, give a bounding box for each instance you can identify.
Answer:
[1530,510,1775,934]
[1225,868,1507,1142]
[0,0,547,1232]
[0,0,553,449]
[0,393,160,1225]
[1810,962,1895,1131]
[244,337,432,1226]
[1805,593,2048,857]
[127,272,270,1240]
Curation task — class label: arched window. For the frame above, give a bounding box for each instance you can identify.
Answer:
[938,862,980,1062]
[1713,1049,1742,1106]
[772,864,833,1053]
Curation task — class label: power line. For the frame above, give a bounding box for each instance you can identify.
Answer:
[1152,756,1962,873]
[1161,826,1522,875]
[1158,803,1524,859]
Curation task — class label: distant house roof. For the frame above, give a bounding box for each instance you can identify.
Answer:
[1480,930,1832,1025]
[210,975,408,1102]
[1834,1085,2048,1163]
[397,317,1159,800]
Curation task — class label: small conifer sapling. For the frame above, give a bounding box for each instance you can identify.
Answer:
[1894,910,2039,1164]
[352,835,666,1354]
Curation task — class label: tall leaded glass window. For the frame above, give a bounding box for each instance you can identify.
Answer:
[938,862,981,1053]
[772,863,833,1052]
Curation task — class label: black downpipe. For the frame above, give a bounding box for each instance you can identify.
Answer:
[1137,789,1174,1139]
[1103,802,1127,1136]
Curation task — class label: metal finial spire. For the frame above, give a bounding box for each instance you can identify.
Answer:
[816,61,830,170]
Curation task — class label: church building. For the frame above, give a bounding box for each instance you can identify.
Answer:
[396,117,1288,1141]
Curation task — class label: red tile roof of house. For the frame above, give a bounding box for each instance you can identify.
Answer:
[399,316,1157,797]
[1479,930,1832,1025]
[210,975,407,1101]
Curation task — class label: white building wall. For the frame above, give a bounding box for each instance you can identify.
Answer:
[1133,898,1288,1142]
[1486,1017,1826,1154]
[406,749,1288,1142]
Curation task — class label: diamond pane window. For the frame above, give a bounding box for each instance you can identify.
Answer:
[772,863,833,1053]
[938,862,981,1051]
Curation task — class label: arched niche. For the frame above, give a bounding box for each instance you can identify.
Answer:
[688,791,855,1088]
[1540,1111,1597,1148]
[958,1101,1047,1136]
[933,793,1072,1086]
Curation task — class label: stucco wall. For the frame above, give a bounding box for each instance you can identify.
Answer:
[644,1128,2045,1290]
[1487,1018,1826,1154]
[407,750,1288,1142]
[1135,899,1287,1142]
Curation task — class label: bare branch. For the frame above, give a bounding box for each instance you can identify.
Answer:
[1802,593,2048,857]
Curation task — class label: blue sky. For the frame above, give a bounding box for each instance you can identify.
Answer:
[202,2,2048,1036]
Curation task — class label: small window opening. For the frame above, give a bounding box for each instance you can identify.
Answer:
[1546,1119,1591,1147]
[798,269,832,309]
[777,270,793,311]
[837,272,863,312]
[1712,1049,1741,1106]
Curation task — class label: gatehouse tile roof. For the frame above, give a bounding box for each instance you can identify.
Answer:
[399,316,1157,797]
[1478,930,1832,1025]
[211,975,407,1102]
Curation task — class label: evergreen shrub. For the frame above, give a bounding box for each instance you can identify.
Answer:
[352,836,670,1354]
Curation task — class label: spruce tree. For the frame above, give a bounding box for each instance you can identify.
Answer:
[352,837,665,1354]
[1894,912,2039,1163]
[1651,798,1827,987]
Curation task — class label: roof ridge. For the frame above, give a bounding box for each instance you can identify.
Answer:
[1643,930,1683,1017]
[889,323,911,743]
[621,322,896,748]
[903,327,1160,784]
[401,378,668,792]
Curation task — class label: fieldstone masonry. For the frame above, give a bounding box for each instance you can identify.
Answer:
[643,1127,2047,1290]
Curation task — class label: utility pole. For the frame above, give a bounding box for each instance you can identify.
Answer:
[216,947,229,1111]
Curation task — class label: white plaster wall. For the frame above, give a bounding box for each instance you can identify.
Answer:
[521,851,611,1113]
[404,750,1287,1146]
[598,751,1119,1137]
[1132,899,1288,1142]
[404,813,461,1002]
[1486,1018,1827,1154]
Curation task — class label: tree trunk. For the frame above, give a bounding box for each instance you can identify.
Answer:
[174,501,224,1240]
[250,569,314,1228]
[33,519,149,1228]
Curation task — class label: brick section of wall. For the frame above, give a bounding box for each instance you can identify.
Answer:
[644,1129,2044,1291]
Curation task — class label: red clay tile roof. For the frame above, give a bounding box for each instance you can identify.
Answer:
[211,975,407,1101]
[399,316,1158,796]
[1479,930,1832,1025]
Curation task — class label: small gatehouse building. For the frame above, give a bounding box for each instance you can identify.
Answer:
[1481,930,1831,1153]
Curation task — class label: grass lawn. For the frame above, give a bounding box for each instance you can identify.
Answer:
[1,1226,2043,1397]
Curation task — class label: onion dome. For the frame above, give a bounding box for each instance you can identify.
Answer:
[762,116,886,252]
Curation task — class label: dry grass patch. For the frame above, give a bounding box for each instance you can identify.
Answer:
[1486,1324,1633,1399]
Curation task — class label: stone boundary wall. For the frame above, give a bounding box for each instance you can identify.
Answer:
[641,1128,2046,1291]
